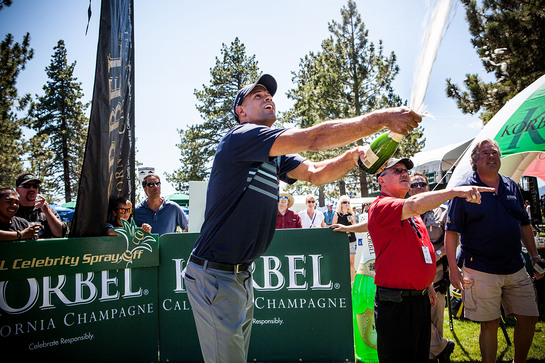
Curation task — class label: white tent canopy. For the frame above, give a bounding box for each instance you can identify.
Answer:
[411,138,474,184]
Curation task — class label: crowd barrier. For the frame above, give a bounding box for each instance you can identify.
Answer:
[0,227,353,362]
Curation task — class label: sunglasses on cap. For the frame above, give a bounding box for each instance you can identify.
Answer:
[410,181,427,189]
[146,181,161,188]
[20,183,40,189]
[117,208,132,214]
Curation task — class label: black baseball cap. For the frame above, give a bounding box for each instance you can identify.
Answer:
[16,173,41,187]
[233,74,277,122]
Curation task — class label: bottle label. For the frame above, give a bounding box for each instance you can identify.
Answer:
[357,259,375,278]
[387,131,403,142]
[356,308,377,349]
[361,145,379,168]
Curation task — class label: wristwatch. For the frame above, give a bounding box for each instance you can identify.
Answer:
[436,250,443,257]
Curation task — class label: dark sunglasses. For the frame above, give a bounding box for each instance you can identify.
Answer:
[146,181,161,188]
[411,181,427,189]
[341,201,350,204]
[20,183,40,189]
[307,200,316,204]
[387,167,409,175]
[117,208,132,214]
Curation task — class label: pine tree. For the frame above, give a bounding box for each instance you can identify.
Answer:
[166,37,260,192]
[26,40,88,202]
[287,0,424,199]
[446,0,545,124]
[0,32,33,188]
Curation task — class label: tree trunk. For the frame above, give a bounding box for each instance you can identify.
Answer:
[318,185,325,207]
[359,170,369,197]
[339,179,346,196]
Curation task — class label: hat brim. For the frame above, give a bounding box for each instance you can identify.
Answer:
[18,178,41,186]
[279,193,294,208]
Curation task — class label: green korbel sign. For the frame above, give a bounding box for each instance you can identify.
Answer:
[494,81,545,156]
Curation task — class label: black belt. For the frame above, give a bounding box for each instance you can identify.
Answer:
[190,255,251,273]
[377,286,428,302]
[399,288,428,296]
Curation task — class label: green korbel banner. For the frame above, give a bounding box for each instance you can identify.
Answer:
[0,230,159,362]
[158,229,353,362]
[1,229,352,362]
[494,78,545,156]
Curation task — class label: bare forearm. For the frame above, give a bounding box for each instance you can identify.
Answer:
[401,185,495,220]
[402,189,457,220]
[43,207,64,237]
[289,149,358,186]
[270,107,421,157]
[332,221,368,233]
[296,114,384,152]
[521,224,539,257]
[0,230,19,241]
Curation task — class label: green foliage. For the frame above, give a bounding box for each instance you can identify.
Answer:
[446,0,545,124]
[286,0,424,199]
[167,37,260,192]
[0,32,33,188]
[26,40,88,202]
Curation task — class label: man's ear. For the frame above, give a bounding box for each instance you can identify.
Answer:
[236,105,245,120]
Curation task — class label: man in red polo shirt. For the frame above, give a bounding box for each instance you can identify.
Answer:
[335,157,493,362]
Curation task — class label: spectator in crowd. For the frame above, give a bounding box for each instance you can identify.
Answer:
[15,173,67,238]
[445,139,542,363]
[332,195,357,282]
[276,192,302,229]
[323,202,335,226]
[359,203,370,223]
[299,194,325,228]
[333,157,492,362]
[106,196,151,236]
[0,188,41,241]
[134,173,188,236]
[409,173,454,363]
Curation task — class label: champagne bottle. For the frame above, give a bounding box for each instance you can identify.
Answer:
[352,232,379,363]
[358,131,403,174]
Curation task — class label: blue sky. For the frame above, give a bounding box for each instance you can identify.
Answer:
[1,0,492,196]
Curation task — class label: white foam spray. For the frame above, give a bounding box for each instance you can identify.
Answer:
[410,0,453,116]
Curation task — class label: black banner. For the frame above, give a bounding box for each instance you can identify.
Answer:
[71,0,135,237]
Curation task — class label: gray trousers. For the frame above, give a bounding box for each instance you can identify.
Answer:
[185,261,254,363]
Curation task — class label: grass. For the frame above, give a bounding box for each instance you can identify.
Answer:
[443,312,545,362]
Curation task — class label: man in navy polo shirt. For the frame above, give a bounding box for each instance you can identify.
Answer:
[134,173,188,236]
[445,138,542,363]
[184,73,423,362]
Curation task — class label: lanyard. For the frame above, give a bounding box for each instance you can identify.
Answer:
[408,217,422,240]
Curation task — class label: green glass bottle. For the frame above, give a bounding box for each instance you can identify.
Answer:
[359,131,403,174]
[353,232,378,363]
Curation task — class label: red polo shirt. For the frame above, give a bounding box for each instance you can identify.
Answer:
[276,209,302,229]
[368,195,435,290]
